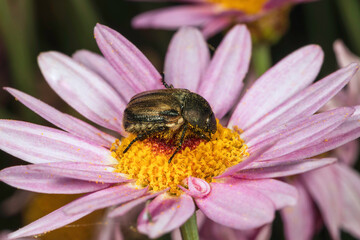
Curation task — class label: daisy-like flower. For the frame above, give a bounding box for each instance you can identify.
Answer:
[280,41,360,240]
[132,0,313,38]
[1,24,360,239]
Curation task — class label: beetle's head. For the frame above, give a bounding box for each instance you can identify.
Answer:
[183,93,217,135]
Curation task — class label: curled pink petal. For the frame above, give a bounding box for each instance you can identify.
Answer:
[229,45,324,130]
[0,165,110,194]
[196,181,275,230]
[137,193,195,239]
[38,51,126,135]
[94,24,162,92]
[0,120,115,165]
[5,87,115,148]
[199,25,251,119]
[179,176,211,198]
[164,27,209,91]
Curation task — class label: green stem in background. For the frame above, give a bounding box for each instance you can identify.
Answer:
[0,0,38,120]
[69,0,100,51]
[252,44,272,77]
[0,0,36,94]
[180,213,199,240]
[336,0,360,55]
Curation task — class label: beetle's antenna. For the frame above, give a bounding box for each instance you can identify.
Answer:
[168,125,188,163]
[161,72,173,89]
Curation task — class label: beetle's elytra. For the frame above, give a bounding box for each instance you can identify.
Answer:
[122,79,217,163]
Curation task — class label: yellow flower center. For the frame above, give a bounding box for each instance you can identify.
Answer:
[208,0,268,14]
[111,122,249,196]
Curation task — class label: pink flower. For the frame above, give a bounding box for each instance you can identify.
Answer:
[280,41,360,240]
[1,24,360,239]
[132,0,314,38]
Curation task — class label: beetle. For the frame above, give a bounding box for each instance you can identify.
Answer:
[122,78,217,163]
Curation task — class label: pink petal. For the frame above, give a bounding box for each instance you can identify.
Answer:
[5,87,115,148]
[198,25,251,119]
[199,219,271,240]
[0,120,115,164]
[38,51,126,135]
[280,178,318,240]
[8,202,93,239]
[233,158,336,179]
[24,162,130,183]
[179,176,211,198]
[201,15,233,39]
[132,5,217,29]
[72,50,137,102]
[95,216,124,240]
[247,106,354,148]
[270,105,360,161]
[243,63,359,139]
[336,164,360,239]
[0,165,110,194]
[164,27,209,91]
[226,178,297,210]
[196,180,275,230]
[137,193,195,238]
[334,140,359,166]
[63,184,148,215]
[334,40,360,101]
[107,189,167,218]
[251,107,354,160]
[94,24,162,92]
[229,45,324,130]
[301,166,341,240]
[7,184,146,239]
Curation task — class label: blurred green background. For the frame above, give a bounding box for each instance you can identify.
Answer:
[0,0,360,239]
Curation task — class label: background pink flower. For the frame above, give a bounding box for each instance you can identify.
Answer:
[280,40,360,240]
[132,0,315,38]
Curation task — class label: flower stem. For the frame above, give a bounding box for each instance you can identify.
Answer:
[252,43,272,77]
[180,213,199,240]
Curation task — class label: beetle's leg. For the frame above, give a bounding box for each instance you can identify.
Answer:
[123,133,146,154]
[168,124,188,163]
[123,127,167,154]
[161,73,174,89]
